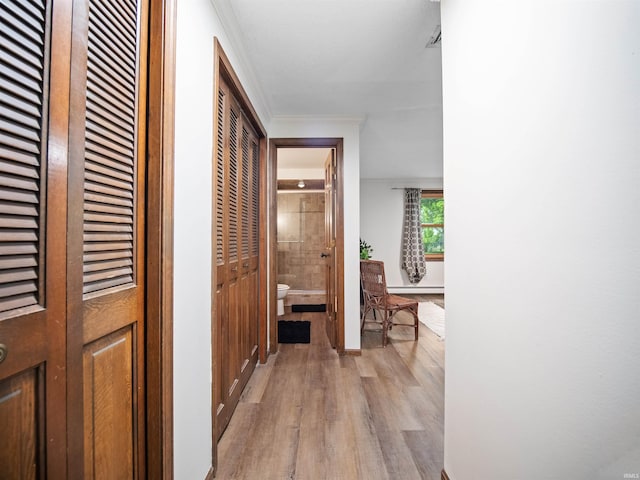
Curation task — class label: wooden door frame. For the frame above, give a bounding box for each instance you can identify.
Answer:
[267,138,345,354]
[145,0,177,477]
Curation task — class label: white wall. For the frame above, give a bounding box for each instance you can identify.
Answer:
[360,178,444,293]
[441,1,640,479]
[270,116,362,351]
[360,106,443,179]
[174,0,268,477]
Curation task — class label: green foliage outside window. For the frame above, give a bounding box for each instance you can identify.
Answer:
[421,195,444,257]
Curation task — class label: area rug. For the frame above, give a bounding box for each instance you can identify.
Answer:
[418,301,445,339]
[278,320,311,344]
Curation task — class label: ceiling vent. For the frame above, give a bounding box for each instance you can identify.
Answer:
[426,25,441,48]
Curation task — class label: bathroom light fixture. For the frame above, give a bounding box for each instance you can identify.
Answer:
[297,180,305,188]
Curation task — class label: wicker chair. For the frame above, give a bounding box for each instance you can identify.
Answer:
[360,259,419,347]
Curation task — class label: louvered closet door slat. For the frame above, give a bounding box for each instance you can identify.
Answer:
[0,175,38,191]
[112,0,137,16]
[85,169,133,191]
[251,139,259,257]
[0,188,36,204]
[85,93,133,136]
[241,126,250,260]
[86,87,133,126]
[86,125,134,156]
[85,191,132,208]
[90,5,136,64]
[216,89,225,266]
[0,105,40,133]
[85,149,134,175]
[83,0,138,295]
[0,255,37,270]
[0,0,47,314]
[88,11,135,82]
[86,111,134,149]
[228,107,239,263]
[87,60,133,104]
[0,203,37,219]
[85,160,133,184]
[85,142,134,169]
[1,18,43,63]
[86,95,133,137]
[93,0,137,41]
[0,72,42,105]
[84,212,133,225]
[84,181,132,200]
[0,41,43,82]
[0,158,39,178]
[0,92,41,128]
[0,2,44,46]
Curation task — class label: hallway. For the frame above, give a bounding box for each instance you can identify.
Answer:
[216,300,445,479]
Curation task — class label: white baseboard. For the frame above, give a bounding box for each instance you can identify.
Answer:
[388,286,444,295]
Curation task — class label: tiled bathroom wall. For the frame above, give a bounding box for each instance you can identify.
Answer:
[277,192,325,291]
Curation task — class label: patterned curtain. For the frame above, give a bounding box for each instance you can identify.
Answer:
[401,188,426,284]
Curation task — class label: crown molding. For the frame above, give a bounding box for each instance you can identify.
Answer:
[270,114,366,126]
[210,0,273,122]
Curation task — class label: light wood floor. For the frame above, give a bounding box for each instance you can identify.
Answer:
[216,295,445,479]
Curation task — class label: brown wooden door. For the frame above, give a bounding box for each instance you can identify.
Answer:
[214,76,259,440]
[240,113,259,375]
[67,0,149,476]
[0,0,149,477]
[0,1,66,477]
[324,149,337,348]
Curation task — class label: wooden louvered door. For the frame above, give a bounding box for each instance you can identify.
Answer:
[67,0,149,477]
[247,120,259,369]
[239,111,259,394]
[1,0,151,477]
[214,75,259,440]
[0,1,66,477]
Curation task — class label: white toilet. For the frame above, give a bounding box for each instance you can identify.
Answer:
[277,284,290,316]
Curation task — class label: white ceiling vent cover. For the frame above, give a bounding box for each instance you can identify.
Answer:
[426,25,441,48]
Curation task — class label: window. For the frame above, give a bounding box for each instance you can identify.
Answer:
[421,191,444,260]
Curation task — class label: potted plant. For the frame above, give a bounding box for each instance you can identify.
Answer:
[359,239,373,305]
[360,238,373,260]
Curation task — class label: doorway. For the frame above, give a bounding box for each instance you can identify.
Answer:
[268,139,345,354]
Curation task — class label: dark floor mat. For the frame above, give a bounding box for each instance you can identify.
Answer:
[291,304,326,313]
[278,320,311,344]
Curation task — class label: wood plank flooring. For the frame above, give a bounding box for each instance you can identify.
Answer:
[216,295,445,479]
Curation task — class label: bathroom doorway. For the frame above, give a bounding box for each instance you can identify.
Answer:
[268,139,345,354]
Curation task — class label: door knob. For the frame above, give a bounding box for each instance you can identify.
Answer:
[320,253,330,258]
[0,344,7,364]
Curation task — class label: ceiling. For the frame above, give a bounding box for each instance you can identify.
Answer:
[277,148,331,171]
[214,0,443,179]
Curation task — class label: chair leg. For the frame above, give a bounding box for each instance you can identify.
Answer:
[382,312,389,347]
[412,307,419,341]
[360,305,370,335]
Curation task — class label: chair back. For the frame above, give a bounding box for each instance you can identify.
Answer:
[360,260,388,302]
[360,260,420,346]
